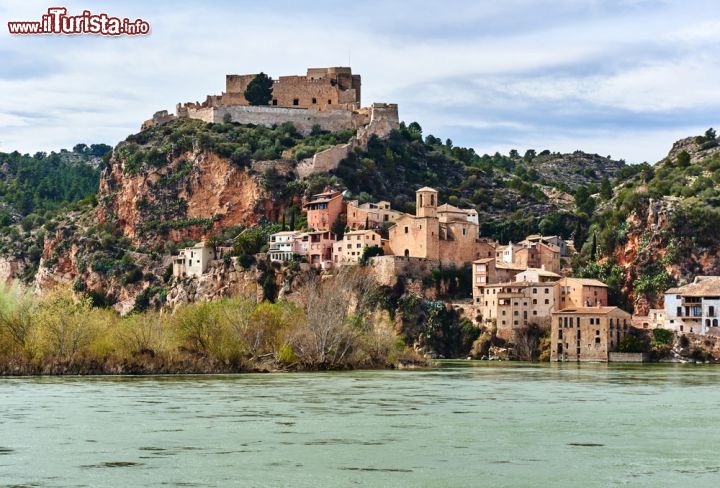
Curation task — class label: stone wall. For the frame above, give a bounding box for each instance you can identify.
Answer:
[369,255,438,286]
[296,143,353,178]
[211,106,354,134]
[608,352,649,362]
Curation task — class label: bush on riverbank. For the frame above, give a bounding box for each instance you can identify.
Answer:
[0,271,424,375]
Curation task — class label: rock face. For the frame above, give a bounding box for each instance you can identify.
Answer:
[98,149,266,244]
[527,151,625,190]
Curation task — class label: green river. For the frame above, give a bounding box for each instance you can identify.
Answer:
[1,362,719,487]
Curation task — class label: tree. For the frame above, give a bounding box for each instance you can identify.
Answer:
[600,177,612,200]
[523,149,536,162]
[590,232,597,261]
[331,219,345,240]
[676,150,690,168]
[408,122,422,136]
[244,72,274,106]
[360,245,384,265]
[705,128,716,141]
[289,210,296,231]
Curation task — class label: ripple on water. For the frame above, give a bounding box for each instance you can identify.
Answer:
[81,461,144,468]
[0,447,15,455]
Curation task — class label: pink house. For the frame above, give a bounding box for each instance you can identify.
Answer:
[295,230,337,266]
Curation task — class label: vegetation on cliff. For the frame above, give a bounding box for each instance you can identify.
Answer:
[573,128,720,310]
[0,269,423,375]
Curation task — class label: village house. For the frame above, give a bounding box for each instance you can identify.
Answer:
[387,187,495,267]
[632,309,666,330]
[333,229,386,265]
[497,240,561,273]
[557,277,608,308]
[304,190,344,231]
[346,199,404,230]
[514,267,561,283]
[550,307,632,362]
[663,276,720,335]
[472,258,526,288]
[294,230,336,267]
[268,231,302,263]
[521,234,570,257]
[476,281,560,340]
[172,241,217,278]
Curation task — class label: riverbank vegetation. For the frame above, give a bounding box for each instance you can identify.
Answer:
[0,269,424,375]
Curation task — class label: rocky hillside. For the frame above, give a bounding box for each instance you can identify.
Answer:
[575,129,720,312]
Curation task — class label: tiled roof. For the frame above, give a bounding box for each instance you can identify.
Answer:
[666,276,720,296]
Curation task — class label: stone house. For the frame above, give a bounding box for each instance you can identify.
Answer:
[663,276,720,335]
[557,277,608,308]
[550,307,632,362]
[346,199,404,230]
[304,190,344,231]
[268,231,302,263]
[333,229,386,265]
[496,239,561,273]
[521,234,570,257]
[472,258,526,288]
[632,309,666,330]
[476,281,560,340]
[172,241,216,278]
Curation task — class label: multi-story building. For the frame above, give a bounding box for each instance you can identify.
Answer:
[663,276,720,334]
[472,258,526,288]
[557,277,608,308]
[333,229,386,265]
[388,187,495,267]
[550,307,632,362]
[521,234,570,257]
[294,230,336,267]
[496,240,561,273]
[514,267,561,283]
[172,241,216,278]
[268,231,302,263]
[346,200,404,230]
[304,190,344,231]
[476,281,560,340]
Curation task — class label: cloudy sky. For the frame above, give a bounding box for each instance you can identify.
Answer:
[1,0,718,163]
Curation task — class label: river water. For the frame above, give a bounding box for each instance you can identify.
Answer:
[1,362,719,487]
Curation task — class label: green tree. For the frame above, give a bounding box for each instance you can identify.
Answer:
[676,150,690,168]
[600,177,612,200]
[244,72,274,106]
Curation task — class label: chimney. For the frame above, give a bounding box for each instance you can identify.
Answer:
[541,264,545,271]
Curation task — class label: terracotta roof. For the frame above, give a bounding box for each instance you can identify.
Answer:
[516,268,561,278]
[473,257,495,264]
[563,278,608,288]
[554,306,628,315]
[666,276,720,296]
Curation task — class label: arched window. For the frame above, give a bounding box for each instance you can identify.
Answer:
[404,249,410,257]
[714,319,719,327]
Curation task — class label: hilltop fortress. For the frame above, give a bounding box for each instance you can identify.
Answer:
[144,67,398,139]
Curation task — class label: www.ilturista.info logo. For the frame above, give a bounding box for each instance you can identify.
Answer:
[8,7,150,35]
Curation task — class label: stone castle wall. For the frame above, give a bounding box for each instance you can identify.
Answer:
[369,255,438,287]
[296,143,354,178]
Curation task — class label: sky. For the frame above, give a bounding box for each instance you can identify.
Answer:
[0,0,718,163]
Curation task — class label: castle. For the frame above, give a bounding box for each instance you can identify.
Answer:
[144,67,398,138]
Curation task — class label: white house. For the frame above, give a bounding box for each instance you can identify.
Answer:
[268,231,302,262]
[172,241,216,277]
[664,276,720,335]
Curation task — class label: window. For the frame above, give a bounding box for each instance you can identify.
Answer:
[544,299,549,305]
[312,97,317,104]
[532,299,537,304]
[327,99,332,104]
[545,288,549,294]
[462,228,466,236]
[272,99,278,106]
[532,288,537,294]
[404,226,409,234]
[293,98,299,106]
[559,330,563,339]
[595,337,601,344]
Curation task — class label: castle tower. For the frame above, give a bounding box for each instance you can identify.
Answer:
[416,187,438,218]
